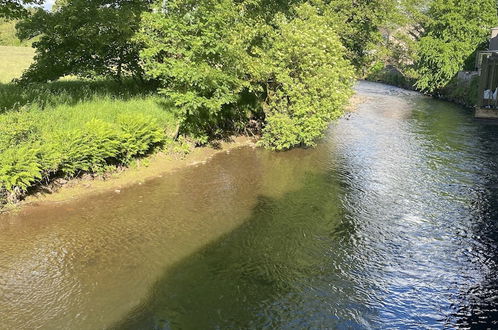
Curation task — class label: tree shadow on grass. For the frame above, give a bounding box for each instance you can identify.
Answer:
[0,79,157,114]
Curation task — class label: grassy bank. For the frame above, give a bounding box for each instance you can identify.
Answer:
[0,48,187,206]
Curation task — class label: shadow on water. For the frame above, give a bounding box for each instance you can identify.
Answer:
[112,83,498,329]
[113,170,369,329]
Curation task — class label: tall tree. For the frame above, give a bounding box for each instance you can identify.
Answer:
[137,0,354,149]
[16,0,152,82]
[415,0,498,92]
[325,0,399,72]
[136,0,250,141]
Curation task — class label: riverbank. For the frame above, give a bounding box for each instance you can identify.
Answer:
[4,94,364,214]
[367,67,479,109]
[3,136,257,213]
[0,91,364,214]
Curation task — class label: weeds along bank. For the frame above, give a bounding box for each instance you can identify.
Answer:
[0,80,187,206]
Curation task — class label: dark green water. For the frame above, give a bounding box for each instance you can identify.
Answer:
[2,81,498,329]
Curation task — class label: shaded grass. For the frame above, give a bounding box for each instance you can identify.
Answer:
[0,45,35,83]
[0,79,158,113]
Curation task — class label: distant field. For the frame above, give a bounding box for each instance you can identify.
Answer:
[0,46,34,83]
[0,19,33,47]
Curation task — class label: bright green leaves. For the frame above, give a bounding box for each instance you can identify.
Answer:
[136,0,249,140]
[414,0,498,92]
[259,3,354,150]
[138,0,355,150]
[0,112,166,203]
[118,114,165,162]
[0,146,42,194]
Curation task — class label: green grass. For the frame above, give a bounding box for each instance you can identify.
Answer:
[0,77,183,205]
[0,42,186,206]
[0,45,35,83]
[0,19,33,47]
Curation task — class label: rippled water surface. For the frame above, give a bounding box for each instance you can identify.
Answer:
[2,81,498,329]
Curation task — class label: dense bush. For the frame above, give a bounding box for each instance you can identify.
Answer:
[136,0,250,142]
[138,0,355,150]
[259,4,354,150]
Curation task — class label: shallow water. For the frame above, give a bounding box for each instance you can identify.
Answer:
[2,81,498,329]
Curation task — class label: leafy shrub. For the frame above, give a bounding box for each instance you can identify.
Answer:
[259,4,354,150]
[0,111,38,150]
[118,113,165,163]
[136,0,249,139]
[0,145,42,202]
[414,0,497,92]
[52,120,120,176]
[138,1,354,150]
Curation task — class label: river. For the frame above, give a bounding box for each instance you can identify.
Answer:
[1,81,498,329]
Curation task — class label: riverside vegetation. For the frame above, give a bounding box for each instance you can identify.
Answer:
[1,0,496,207]
[367,0,498,104]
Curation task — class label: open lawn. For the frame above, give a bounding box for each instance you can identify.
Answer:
[0,46,34,83]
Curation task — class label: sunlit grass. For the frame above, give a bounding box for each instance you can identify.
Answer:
[0,78,179,137]
[0,46,35,83]
[0,19,34,47]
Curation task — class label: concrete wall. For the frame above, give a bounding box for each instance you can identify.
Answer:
[489,28,498,51]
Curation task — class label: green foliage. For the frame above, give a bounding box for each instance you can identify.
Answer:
[0,80,179,204]
[136,0,250,140]
[138,0,354,150]
[325,0,399,72]
[439,74,480,107]
[16,0,152,82]
[0,146,42,194]
[0,110,39,148]
[0,0,43,19]
[259,3,354,150]
[118,113,165,162]
[414,0,498,92]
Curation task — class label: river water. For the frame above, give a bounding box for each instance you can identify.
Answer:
[2,81,498,329]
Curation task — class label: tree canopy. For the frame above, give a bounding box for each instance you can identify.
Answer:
[0,0,43,19]
[415,0,498,92]
[137,0,354,149]
[16,0,152,82]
